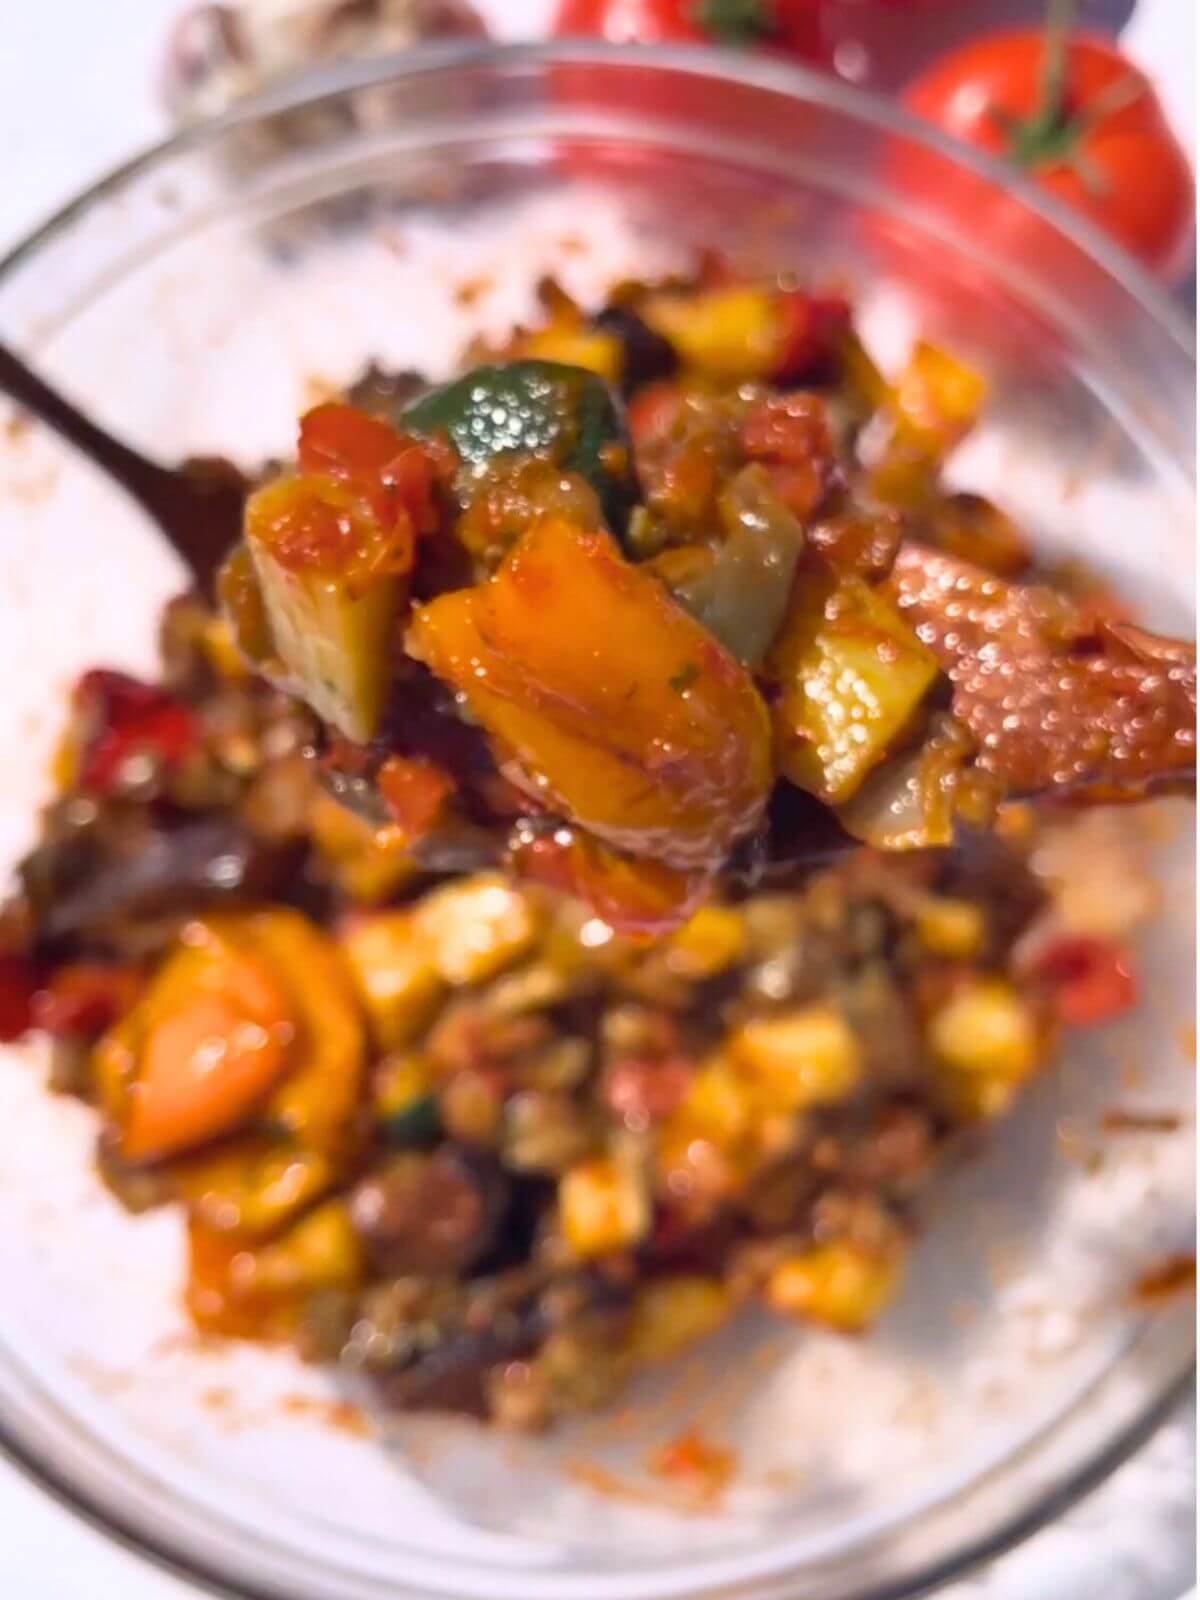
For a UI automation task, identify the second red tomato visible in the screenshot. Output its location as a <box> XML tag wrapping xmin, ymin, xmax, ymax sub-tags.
<box><xmin>553</xmin><ymin>0</ymin><xmax>823</xmax><ymax>60</ymax></box>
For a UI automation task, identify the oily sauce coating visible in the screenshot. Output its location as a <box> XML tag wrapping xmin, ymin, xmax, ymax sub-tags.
<box><xmin>409</xmin><ymin>518</ymin><xmax>773</xmax><ymax>871</ymax></box>
<box><xmin>889</xmin><ymin>543</ymin><xmax>1196</xmax><ymax>796</ymax></box>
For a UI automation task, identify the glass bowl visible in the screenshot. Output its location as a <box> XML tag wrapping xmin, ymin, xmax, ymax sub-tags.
<box><xmin>0</xmin><ymin>41</ymin><xmax>1192</xmax><ymax>1600</ymax></box>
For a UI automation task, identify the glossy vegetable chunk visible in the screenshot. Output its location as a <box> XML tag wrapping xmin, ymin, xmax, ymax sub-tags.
<box><xmin>402</xmin><ymin>361</ymin><xmax>635</xmax><ymax>530</ymax></box>
<box><xmin>640</xmin><ymin>286</ymin><xmax>848</xmax><ymax>384</ymax></box>
<box><xmin>510</xmin><ymin>824</ymin><xmax>708</xmax><ymax>939</ymax></box>
<box><xmin>889</xmin><ymin>544</ymin><xmax>1198</xmax><ymax>796</ymax></box>
<box><xmin>409</xmin><ymin>518</ymin><xmax>772</xmax><ymax>870</ymax></box>
<box><xmin>765</xmin><ymin>1240</ymin><xmax>904</xmax><ymax>1331</ymax></box>
<box><xmin>768</xmin><ymin>572</ymin><xmax>940</xmax><ymax>804</ymax></box>
<box><xmin>94</xmin><ymin>921</ymin><xmax>296</xmax><ymax>1162</ymax></box>
<box><xmin>171</xmin><ymin>1137</ymin><xmax>337</xmax><ymax>1238</ymax></box>
<box><xmin>247</xmin><ymin>910</ymin><xmax>366</xmax><ymax>1153</ymax></box>
<box><xmin>243</xmin><ymin>474</ymin><xmax>409</xmax><ymax>743</ymax></box>
<box><xmin>670</xmin><ymin>465</ymin><xmax>806</xmax><ymax>668</ymax></box>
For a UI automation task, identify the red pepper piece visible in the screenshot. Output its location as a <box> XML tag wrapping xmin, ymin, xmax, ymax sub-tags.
<box><xmin>74</xmin><ymin>671</ymin><xmax>197</xmax><ymax>795</ymax></box>
<box><xmin>1029</xmin><ymin>935</ymin><xmax>1139</xmax><ymax>1028</ymax></box>
<box><xmin>0</xmin><ymin>954</ymin><xmax>37</xmax><ymax>1041</ymax></box>
<box><xmin>31</xmin><ymin>963</ymin><xmax>143</xmax><ymax>1040</ymax></box>
<box><xmin>510</xmin><ymin>825</ymin><xmax>708</xmax><ymax>939</ymax></box>
<box><xmin>602</xmin><ymin>1054</ymin><xmax>695</xmax><ymax>1126</ymax></box>
<box><xmin>298</xmin><ymin>403</ymin><xmax>443</xmax><ymax>534</ymax></box>
<box><xmin>772</xmin><ymin>292</ymin><xmax>851</xmax><ymax>383</ymax></box>
<box><xmin>376</xmin><ymin>755</ymin><xmax>455</xmax><ymax>841</ymax></box>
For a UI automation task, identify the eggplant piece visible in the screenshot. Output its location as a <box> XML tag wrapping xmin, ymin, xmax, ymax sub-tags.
<box><xmin>348</xmin><ymin>1145</ymin><xmax>509</xmax><ymax>1277</ymax></box>
<box><xmin>594</xmin><ymin>305</ymin><xmax>678</xmax><ymax>394</ymax></box>
<box><xmin>23</xmin><ymin>816</ymin><xmax>300</xmax><ymax>955</ymax></box>
<box><xmin>368</xmin><ymin>1268</ymin><xmax>632</xmax><ymax>1418</ymax></box>
<box><xmin>344</xmin><ymin>363</ymin><xmax>428</xmax><ymax>426</ymax></box>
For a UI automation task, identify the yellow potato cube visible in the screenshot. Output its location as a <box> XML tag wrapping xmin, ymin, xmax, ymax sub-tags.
<box><xmin>667</xmin><ymin>906</ymin><xmax>747</xmax><ymax>979</ymax></box>
<box><xmin>373</xmin><ymin>1054</ymin><xmax>435</xmax><ymax>1119</ymax></box>
<box><xmin>682</xmin><ymin>1057</ymin><xmax>758</xmax><ymax>1142</ymax></box>
<box><xmin>927</xmin><ymin>978</ymin><xmax>1040</xmax><ymax>1082</ymax></box>
<box><xmin>245</xmin><ymin>1200</ymin><xmax>363</xmax><ymax>1294</ymax></box>
<box><xmin>915</xmin><ymin>897</ymin><xmax>985</xmax><ymax>960</ymax></box>
<box><xmin>769</xmin><ymin>574</ymin><xmax>939</xmax><ymax>804</ymax></box>
<box><xmin>729</xmin><ymin>1004</ymin><xmax>863</xmax><ymax>1112</ymax></box>
<box><xmin>309</xmin><ymin>790</ymin><xmax>415</xmax><ymax>906</ymax></box>
<box><xmin>895</xmin><ymin>340</ymin><xmax>987</xmax><ymax>447</ymax></box>
<box><xmin>627</xmin><ymin>1276</ymin><xmax>732</xmax><ymax>1364</ymax></box>
<box><xmin>640</xmin><ymin>286</ymin><xmax>782</xmax><ymax>380</ymax></box>
<box><xmin>515</xmin><ymin>327</ymin><xmax>623</xmax><ymax>386</ymax></box>
<box><xmin>340</xmin><ymin>914</ymin><xmax>445</xmax><ymax>1051</ymax></box>
<box><xmin>413</xmin><ymin>874</ymin><xmax>539</xmax><ymax>986</ymax></box>
<box><xmin>766</xmin><ymin>1241</ymin><xmax>903</xmax><ymax>1332</ymax></box>
<box><xmin>560</xmin><ymin>1155</ymin><xmax>649</xmax><ymax>1259</ymax></box>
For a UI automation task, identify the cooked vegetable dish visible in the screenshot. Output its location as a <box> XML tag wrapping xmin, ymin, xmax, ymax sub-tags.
<box><xmin>0</xmin><ymin>270</ymin><xmax>1191</xmax><ymax>1429</ymax></box>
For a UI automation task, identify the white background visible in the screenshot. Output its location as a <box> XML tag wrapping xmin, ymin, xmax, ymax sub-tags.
<box><xmin>0</xmin><ymin>2</ymin><xmax>1192</xmax><ymax>1596</ymax></box>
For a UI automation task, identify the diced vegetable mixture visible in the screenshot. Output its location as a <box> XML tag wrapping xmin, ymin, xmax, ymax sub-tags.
<box><xmin>0</xmin><ymin>269</ymin><xmax>1185</xmax><ymax>1429</ymax></box>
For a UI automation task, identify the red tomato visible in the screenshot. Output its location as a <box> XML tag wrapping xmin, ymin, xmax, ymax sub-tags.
<box><xmin>1028</xmin><ymin>935</ymin><xmax>1139</xmax><ymax>1028</ymax></box>
<box><xmin>772</xmin><ymin>290</ymin><xmax>851</xmax><ymax>382</ymax></box>
<box><xmin>554</xmin><ymin>0</ymin><xmax>821</xmax><ymax>56</ymax></box>
<box><xmin>902</xmin><ymin>32</ymin><xmax>1194</xmax><ymax>280</ymax></box>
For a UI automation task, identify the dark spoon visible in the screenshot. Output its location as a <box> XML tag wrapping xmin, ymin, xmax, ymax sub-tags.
<box><xmin>0</xmin><ymin>341</ymin><xmax>245</xmax><ymax>594</ymax></box>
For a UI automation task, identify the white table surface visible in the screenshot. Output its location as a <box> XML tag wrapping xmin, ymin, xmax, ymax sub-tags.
<box><xmin>0</xmin><ymin>2</ymin><xmax>1193</xmax><ymax>1596</ymax></box>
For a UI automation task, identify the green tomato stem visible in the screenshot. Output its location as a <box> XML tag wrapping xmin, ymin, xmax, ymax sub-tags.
<box><xmin>691</xmin><ymin>0</ymin><xmax>776</xmax><ymax>45</ymax></box>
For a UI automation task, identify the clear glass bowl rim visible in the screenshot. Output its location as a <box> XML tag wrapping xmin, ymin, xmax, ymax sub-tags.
<box><xmin>0</xmin><ymin>37</ymin><xmax>1191</xmax><ymax>1600</ymax></box>
<box><xmin>0</xmin><ymin>36</ymin><xmax>1194</xmax><ymax>370</ymax></box>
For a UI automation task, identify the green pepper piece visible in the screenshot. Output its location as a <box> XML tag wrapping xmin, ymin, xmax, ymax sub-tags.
<box><xmin>671</xmin><ymin>465</ymin><xmax>806</xmax><ymax>668</ymax></box>
<box><xmin>381</xmin><ymin>1093</ymin><xmax>441</xmax><ymax>1149</ymax></box>
<box><xmin>402</xmin><ymin>361</ymin><xmax>636</xmax><ymax>532</ymax></box>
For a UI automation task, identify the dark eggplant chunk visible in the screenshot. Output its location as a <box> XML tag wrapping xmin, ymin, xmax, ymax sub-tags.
<box><xmin>344</xmin><ymin>363</ymin><xmax>429</xmax><ymax>426</ymax></box>
<box><xmin>22</xmin><ymin>815</ymin><xmax>300</xmax><ymax>954</ymax></box>
<box><xmin>594</xmin><ymin>305</ymin><xmax>678</xmax><ymax>394</ymax></box>
<box><xmin>349</xmin><ymin>1145</ymin><xmax>509</xmax><ymax>1278</ymax></box>
<box><xmin>377</xmin><ymin>1319</ymin><xmax>536</xmax><ymax>1417</ymax></box>
<box><xmin>371</xmin><ymin>1269</ymin><xmax>632</xmax><ymax>1418</ymax></box>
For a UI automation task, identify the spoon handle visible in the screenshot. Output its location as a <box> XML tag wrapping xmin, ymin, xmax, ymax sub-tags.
<box><xmin>0</xmin><ymin>341</ymin><xmax>179</xmax><ymax>514</ymax></box>
<box><xmin>0</xmin><ymin>341</ymin><xmax>242</xmax><ymax>593</ymax></box>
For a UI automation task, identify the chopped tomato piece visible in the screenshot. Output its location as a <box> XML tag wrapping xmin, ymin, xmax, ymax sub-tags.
<box><xmin>740</xmin><ymin>393</ymin><xmax>834</xmax><ymax>520</ymax></box>
<box><xmin>602</xmin><ymin>1055</ymin><xmax>695</xmax><ymax>1126</ymax></box>
<box><xmin>772</xmin><ymin>292</ymin><xmax>851</xmax><ymax>382</ymax></box>
<box><xmin>31</xmin><ymin>963</ymin><xmax>143</xmax><ymax>1039</ymax></box>
<box><xmin>889</xmin><ymin>544</ymin><xmax>1197</xmax><ymax>797</ymax></box>
<box><xmin>0</xmin><ymin>954</ymin><xmax>36</xmax><ymax>1042</ymax></box>
<box><xmin>73</xmin><ymin>671</ymin><xmax>197</xmax><ymax>795</ymax></box>
<box><xmin>627</xmin><ymin>381</ymin><xmax>687</xmax><ymax>449</ymax></box>
<box><xmin>510</xmin><ymin>825</ymin><xmax>709</xmax><ymax>938</ymax></box>
<box><xmin>1028</xmin><ymin>936</ymin><xmax>1139</xmax><ymax>1028</ymax></box>
<box><xmin>376</xmin><ymin>755</ymin><xmax>455</xmax><ymax>841</ymax></box>
<box><xmin>298</xmin><ymin>402</ymin><xmax>442</xmax><ymax>535</ymax></box>
<box><xmin>246</xmin><ymin>474</ymin><xmax>412</xmax><ymax>583</ymax></box>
